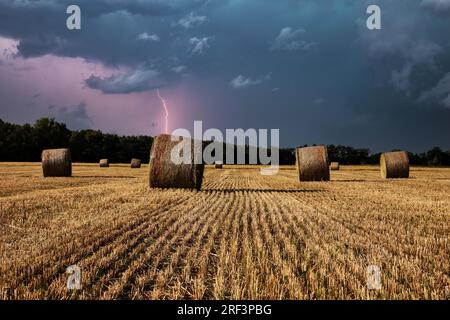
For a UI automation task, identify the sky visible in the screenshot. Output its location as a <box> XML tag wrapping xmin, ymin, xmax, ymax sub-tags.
<box><xmin>0</xmin><ymin>0</ymin><xmax>450</xmax><ymax>152</ymax></box>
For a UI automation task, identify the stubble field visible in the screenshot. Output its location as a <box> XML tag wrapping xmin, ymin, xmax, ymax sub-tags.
<box><xmin>0</xmin><ymin>163</ymin><xmax>449</xmax><ymax>300</ymax></box>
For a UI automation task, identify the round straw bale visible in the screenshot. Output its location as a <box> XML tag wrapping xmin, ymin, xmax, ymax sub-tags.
<box><xmin>41</xmin><ymin>148</ymin><xmax>72</xmax><ymax>177</ymax></box>
<box><xmin>296</xmin><ymin>145</ymin><xmax>330</xmax><ymax>181</ymax></box>
<box><xmin>131</xmin><ymin>158</ymin><xmax>142</xmax><ymax>168</ymax></box>
<box><xmin>380</xmin><ymin>151</ymin><xmax>409</xmax><ymax>179</ymax></box>
<box><xmin>99</xmin><ymin>159</ymin><xmax>109</xmax><ymax>167</ymax></box>
<box><xmin>149</xmin><ymin>134</ymin><xmax>205</xmax><ymax>190</ymax></box>
<box><xmin>330</xmin><ymin>162</ymin><xmax>340</xmax><ymax>170</ymax></box>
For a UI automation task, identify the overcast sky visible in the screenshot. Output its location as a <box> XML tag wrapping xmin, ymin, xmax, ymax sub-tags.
<box><xmin>1</xmin><ymin>0</ymin><xmax>450</xmax><ymax>152</ymax></box>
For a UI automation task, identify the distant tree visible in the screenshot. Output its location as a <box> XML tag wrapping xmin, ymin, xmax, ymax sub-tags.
<box><xmin>279</xmin><ymin>148</ymin><xmax>295</xmax><ymax>165</ymax></box>
<box><xmin>68</xmin><ymin>129</ymin><xmax>152</xmax><ymax>163</ymax></box>
<box><xmin>445</xmin><ymin>151</ymin><xmax>450</xmax><ymax>166</ymax></box>
<box><xmin>426</xmin><ymin>147</ymin><xmax>445</xmax><ymax>167</ymax></box>
<box><xmin>407</xmin><ymin>152</ymin><xmax>422</xmax><ymax>165</ymax></box>
<box><xmin>327</xmin><ymin>145</ymin><xmax>370</xmax><ymax>165</ymax></box>
<box><xmin>33</xmin><ymin>118</ymin><xmax>71</xmax><ymax>160</ymax></box>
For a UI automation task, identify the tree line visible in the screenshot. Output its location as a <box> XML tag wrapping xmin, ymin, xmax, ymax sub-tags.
<box><xmin>1</xmin><ymin>118</ymin><xmax>449</xmax><ymax>166</ymax></box>
<box><xmin>326</xmin><ymin>145</ymin><xmax>450</xmax><ymax>166</ymax></box>
<box><xmin>0</xmin><ymin>118</ymin><xmax>152</xmax><ymax>163</ymax></box>
<box><xmin>207</xmin><ymin>141</ymin><xmax>450</xmax><ymax>166</ymax></box>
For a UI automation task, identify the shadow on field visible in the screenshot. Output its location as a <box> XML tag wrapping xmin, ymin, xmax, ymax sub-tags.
<box><xmin>73</xmin><ymin>176</ymin><xmax>137</xmax><ymax>179</ymax></box>
<box><xmin>331</xmin><ymin>179</ymin><xmax>372</xmax><ymax>182</ymax></box>
<box><xmin>332</xmin><ymin>178</ymin><xmax>415</xmax><ymax>182</ymax></box>
<box><xmin>203</xmin><ymin>188</ymin><xmax>321</xmax><ymax>193</ymax></box>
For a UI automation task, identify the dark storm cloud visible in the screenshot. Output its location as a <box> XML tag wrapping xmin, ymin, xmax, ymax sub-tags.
<box><xmin>17</xmin><ymin>35</ymin><xmax>69</xmax><ymax>57</ymax></box>
<box><xmin>421</xmin><ymin>0</ymin><xmax>450</xmax><ymax>16</ymax></box>
<box><xmin>85</xmin><ymin>68</ymin><xmax>164</xmax><ymax>94</ymax></box>
<box><xmin>1</xmin><ymin>0</ymin><xmax>450</xmax><ymax>151</ymax></box>
<box><xmin>74</xmin><ymin>0</ymin><xmax>209</xmax><ymax>16</ymax></box>
<box><xmin>0</xmin><ymin>0</ymin><xmax>209</xmax><ymax>64</ymax></box>
<box><xmin>418</xmin><ymin>72</ymin><xmax>450</xmax><ymax>108</ymax></box>
<box><xmin>357</xmin><ymin>22</ymin><xmax>444</xmax><ymax>95</ymax></box>
<box><xmin>0</xmin><ymin>0</ymin><xmax>208</xmax><ymax>19</ymax></box>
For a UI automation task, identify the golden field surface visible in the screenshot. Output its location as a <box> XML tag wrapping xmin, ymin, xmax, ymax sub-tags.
<box><xmin>0</xmin><ymin>163</ymin><xmax>449</xmax><ymax>300</ymax></box>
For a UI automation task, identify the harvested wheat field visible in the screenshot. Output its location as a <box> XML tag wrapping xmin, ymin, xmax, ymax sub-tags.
<box><xmin>0</xmin><ymin>163</ymin><xmax>449</xmax><ymax>300</ymax></box>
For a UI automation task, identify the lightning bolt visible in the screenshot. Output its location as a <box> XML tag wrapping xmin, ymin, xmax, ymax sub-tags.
<box><xmin>156</xmin><ymin>88</ymin><xmax>169</xmax><ymax>134</ymax></box>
